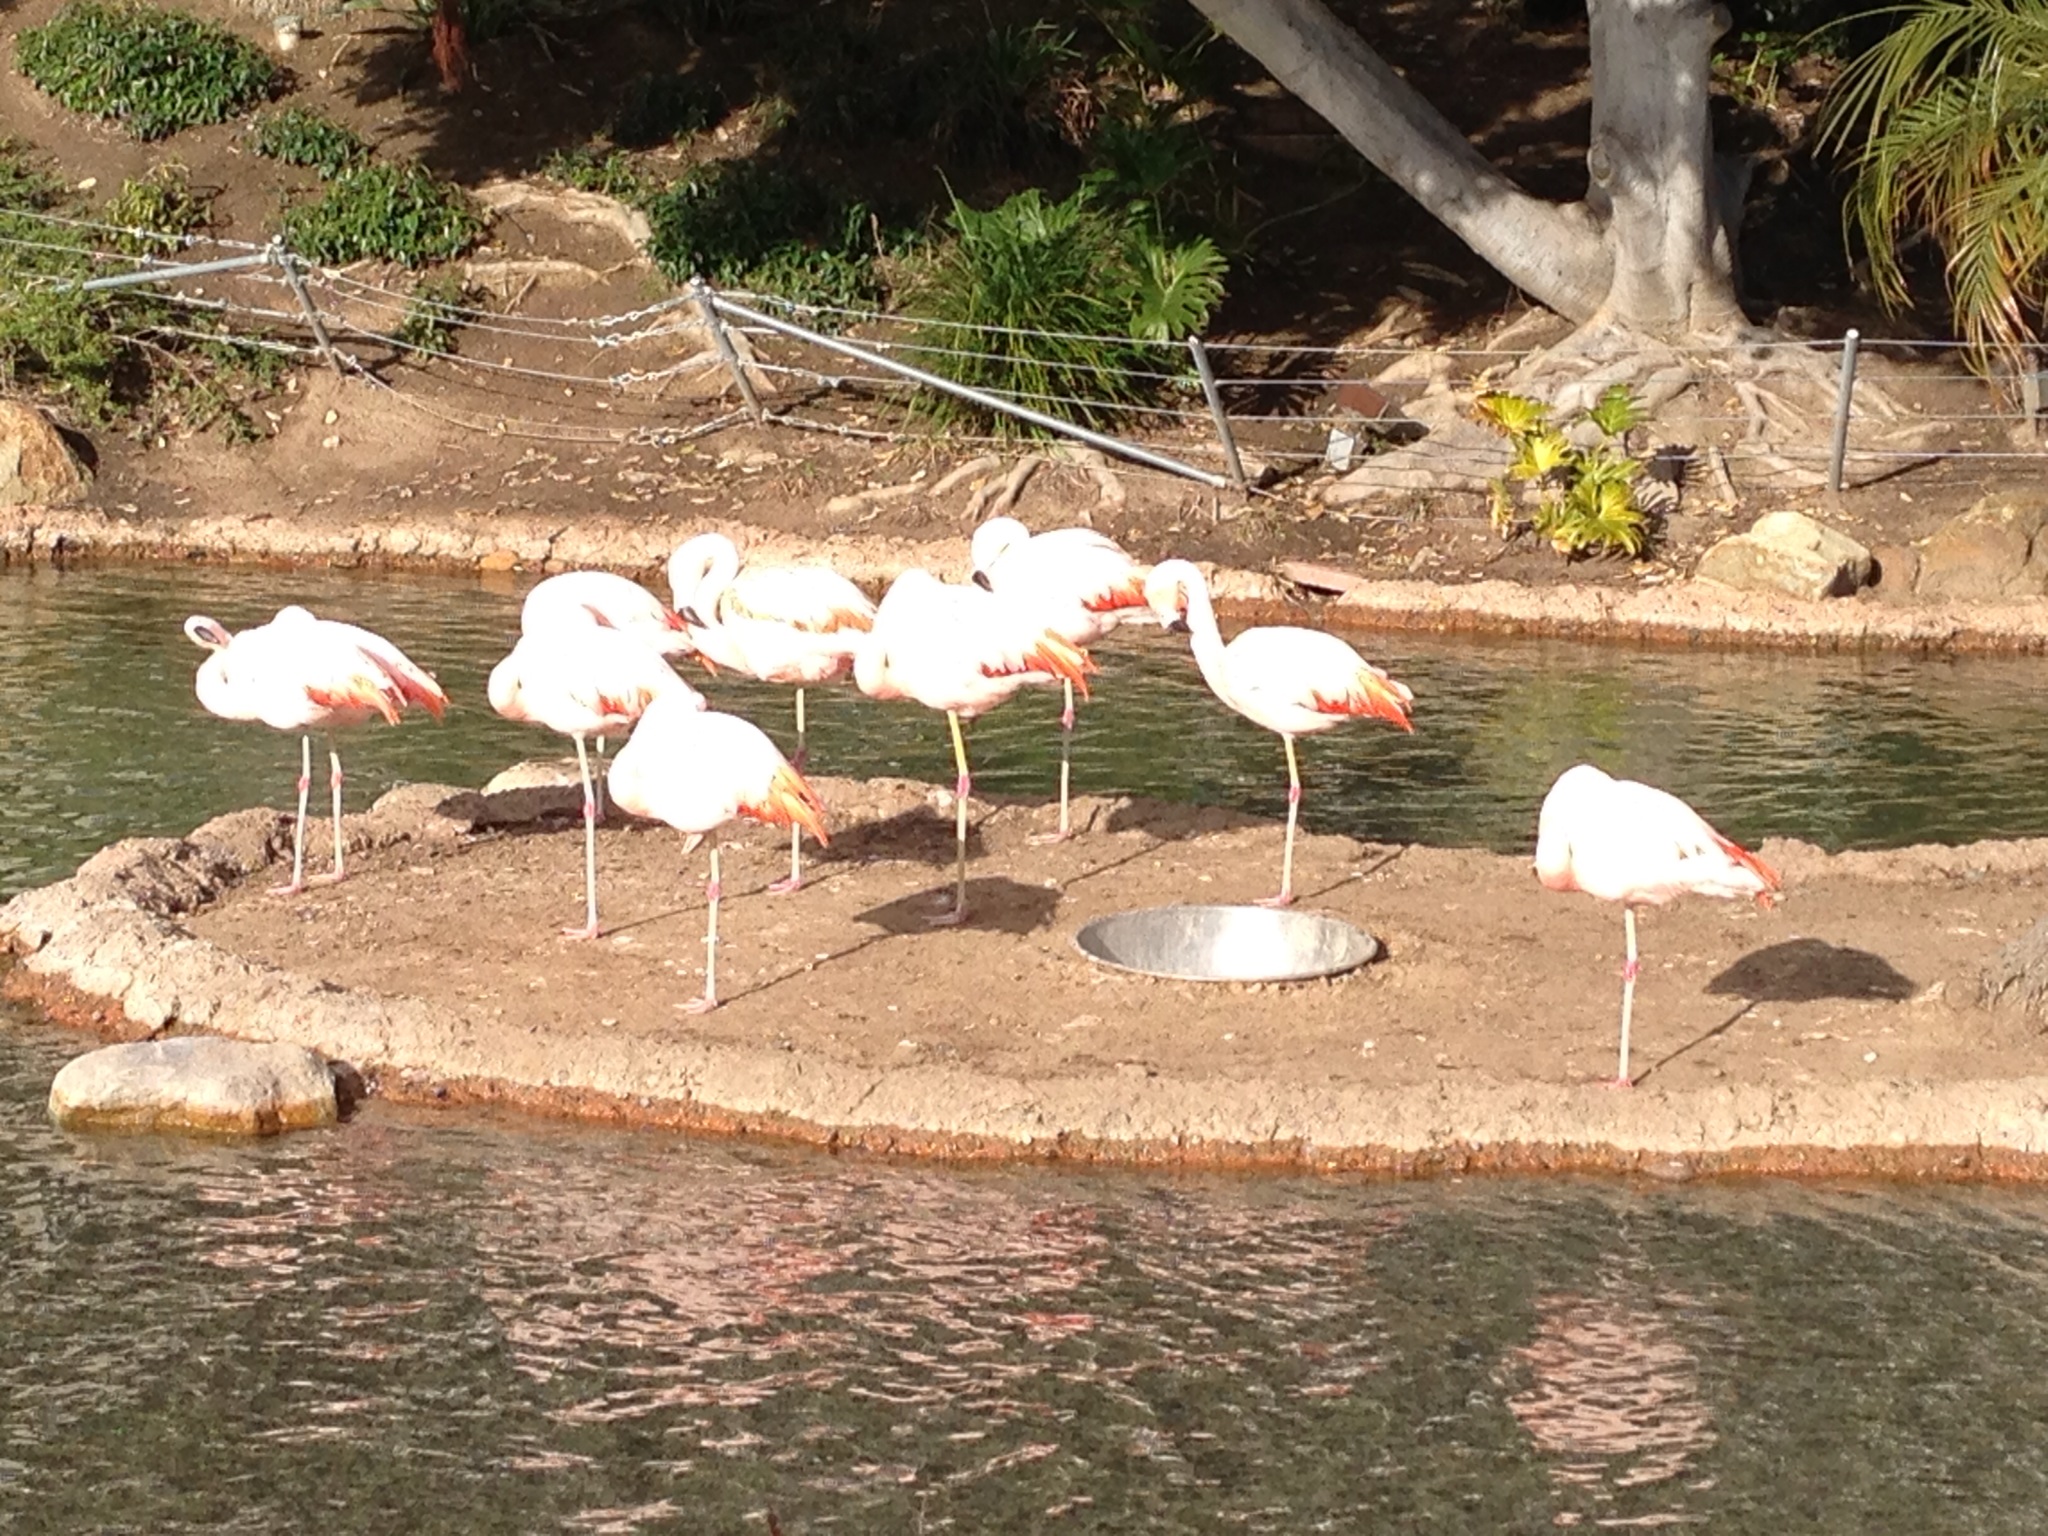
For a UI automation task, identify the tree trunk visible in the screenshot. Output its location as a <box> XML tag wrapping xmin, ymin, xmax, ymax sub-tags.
<box><xmin>1188</xmin><ymin>0</ymin><xmax>1751</xmax><ymax>339</ymax></box>
<box><xmin>1584</xmin><ymin>0</ymin><xmax>1746</xmax><ymax>335</ymax></box>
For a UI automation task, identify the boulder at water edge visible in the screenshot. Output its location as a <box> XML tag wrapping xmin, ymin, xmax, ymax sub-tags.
<box><xmin>0</xmin><ymin>398</ymin><xmax>91</xmax><ymax>507</ymax></box>
<box><xmin>49</xmin><ymin>1037</ymin><xmax>340</xmax><ymax>1136</ymax></box>
<box><xmin>1913</xmin><ymin>492</ymin><xmax>2048</xmax><ymax>600</ymax></box>
<box><xmin>1693</xmin><ymin>511</ymin><xmax>1874</xmax><ymax>600</ymax></box>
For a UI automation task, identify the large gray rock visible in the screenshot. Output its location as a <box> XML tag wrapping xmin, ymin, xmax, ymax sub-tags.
<box><xmin>1915</xmin><ymin>493</ymin><xmax>2048</xmax><ymax>600</ymax></box>
<box><xmin>1693</xmin><ymin>510</ymin><xmax>1873</xmax><ymax>599</ymax></box>
<box><xmin>0</xmin><ymin>399</ymin><xmax>91</xmax><ymax>507</ymax></box>
<box><xmin>49</xmin><ymin>1037</ymin><xmax>340</xmax><ymax>1136</ymax></box>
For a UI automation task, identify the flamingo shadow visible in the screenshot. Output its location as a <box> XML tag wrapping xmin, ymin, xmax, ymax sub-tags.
<box><xmin>816</xmin><ymin>806</ymin><xmax>989</xmax><ymax>869</ymax></box>
<box><xmin>856</xmin><ymin>878</ymin><xmax>1061</xmax><ymax>936</ymax></box>
<box><xmin>1706</xmin><ymin>938</ymin><xmax>1917</xmax><ymax>1003</ymax></box>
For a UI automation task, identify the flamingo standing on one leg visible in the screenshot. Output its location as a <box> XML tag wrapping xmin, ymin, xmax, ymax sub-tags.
<box><xmin>605</xmin><ymin>693</ymin><xmax>830</xmax><ymax>1014</ymax></box>
<box><xmin>1534</xmin><ymin>762</ymin><xmax>1782</xmax><ymax>1088</ymax></box>
<box><xmin>487</xmin><ymin>626</ymin><xmax>705</xmax><ymax>939</ymax></box>
<box><xmin>185</xmin><ymin>607</ymin><xmax>448</xmax><ymax>895</ymax></box>
<box><xmin>969</xmin><ymin>515</ymin><xmax>1150</xmax><ymax>842</ymax></box>
<box><xmin>1142</xmin><ymin>559</ymin><xmax>1413</xmax><ymax>907</ymax></box>
<box><xmin>667</xmin><ymin>532</ymin><xmax>875</xmax><ymax>892</ymax></box>
<box><xmin>853</xmin><ymin>568</ymin><xmax>1095</xmax><ymax>925</ymax></box>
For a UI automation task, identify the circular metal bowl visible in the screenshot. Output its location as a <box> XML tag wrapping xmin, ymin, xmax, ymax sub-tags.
<box><xmin>1073</xmin><ymin>904</ymin><xmax>1379</xmax><ymax>984</ymax></box>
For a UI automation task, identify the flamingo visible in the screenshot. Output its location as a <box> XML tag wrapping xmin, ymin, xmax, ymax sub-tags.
<box><xmin>1535</xmin><ymin>762</ymin><xmax>1782</xmax><ymax>1087</ymax></box>
<box><xmin>1143</xmin><ymin>559</ymin><xmax>1414</xmax><ymax>907</ymax></box>
<box><xmin>969</xmin><ymin>515</ymin><xmax>1150</xmax><ymax>841</ymax></box>
<box><xmin>605</xmin><ymin>693</ymin><xmax>830</xmax><ymax>1014</ymax></box>
<box><xmin>666</xmin><ymin>531</ymin><xmax>876</xmax><ymax>891</ymax></box>
<box><xmin>519</xmin><ymin>569</ymin><xmax>694</xmax><ymax>657</ymax></box>
<box><xmin>853</xmin><ymin>568</ymin><xmax>1095</xmax><ymax>925</ymax></box>
<box><xmin>184</xmin><ymin>606</ymin><xmax>447</xmax><ymax>894</ymax></box>
<box><xmin>487</xmin><ymin>626</ymin><xmax>705</xmax><ymax>939</ymax></box>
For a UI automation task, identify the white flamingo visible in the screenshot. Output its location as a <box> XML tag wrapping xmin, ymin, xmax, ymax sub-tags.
<box><xmin>487</xmin><ymin>626</ymin><xmax>705</xmax><ymax>939</ymax></box>
<box><xmin>666</xmin><ymin>531</ymin><xmax>875</xmax><ymax>891</ymax></box>
<box><xmin>606</xmin><ymin>693</ymin><xmax>831</xmax><ymax>1014</ymax></box>
<box><xmin>520</xmin><ymin>569</ymin><xmax>694</xmax><ymax>657</ymax></box>
<box><xmin>969</xmin><ymin>515</ymin><xmax>1150</xmax><ymax>840</ymax></box>
<box><xmin>185</xmin><ymin>606</ymin><xmax>447</xmax><ymax>894</ymax></box>
<box><xmin>1143</xmin><ymin>559</ymin><xmax>1414</xmax><ymax>907</ymax></box>
<box><xmin>853</xmin><ymin>568</ymin><xmax>1094</xmax><ymax>924</ymax></box>
<box><xmin>1535</xmin><ymin>763</ymin><xmax>1782</xmax><ymax>1086</ymax></box>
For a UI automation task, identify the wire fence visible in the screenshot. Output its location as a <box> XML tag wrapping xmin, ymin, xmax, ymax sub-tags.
<box><xmin>10</xmin><ymin>204</ymin><xmax>2046</xmax><ymax>501</ymax></box>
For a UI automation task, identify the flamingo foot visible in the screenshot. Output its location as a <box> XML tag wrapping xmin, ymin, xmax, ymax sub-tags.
<box><xmin>305</xmin><ymin>870</ymin><xmax>348</xmax><ymax>888</ymax></box>
<box><xmin>269</xmin><ymin>878</ymin><xmax>307</xmax><ymax>896</ymax></box>
<box><xmin>766</xmin><ymin>873</ymin><xmax>805</xmax><ymax>895</ymax></box>
<box><xmin>1027</xmin><ymin>827</ymin><xmax>1074</xmax><ymax>846</ymax></box>
<box><xmin>677</xmin><ymin>993</ymin><xmax>719</xmax><ymax>1015</ymax></box>
<box><xmin>560</xmin><ymin>921</ymin><xmax>603</xmax><ymax>941</ymax></box>
<box><xmin>926</xmin><ymin>904</ymin><xmax>968</xmax><ymax>928</ymax></box>
<box><xmin>1606</xmin><ymin>1076</ymin><xmax>1635</xmax><ymax>1090</ymax></box>
<box><xmin>1256</xmin><ymin>892</ymin><xmax>1295</xmax><ymax>909</ymax></box>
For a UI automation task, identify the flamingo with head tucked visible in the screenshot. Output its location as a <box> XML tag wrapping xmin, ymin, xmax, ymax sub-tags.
<box><xmin>606</xmin><ymin>693</ymin><xmax>830</xmax><ymax>1014</ymax></box>
<box><xmin>185</xmin><ymin>606</ymin><xmax>448</xmax><ymax>894</ymax></box>
<box><xmin>969</xmin><ymin>515</ymin><xmax>1150</xmax><ymax>841</ymax></box>
<box><xmin>666</xmin><ymin>531</ymin><xmax>875</xmax><ymax>891</ymax></box>
<box><xmin>1535</xmin><ymin>762</ymin><xmax>1782</xmax><ymax>1087</ymax></box>
<box><xmin>1143</xmin><ymin>559</ymin><xmax>1413</xmax><ymax>907</ymax></box>
<box><xmin>520</xmin><ymin>569</ymin><xmax>694</xmax><ymax>657</ymax></box>
<box><xmin>853</xmin><ymin>568</ymin><xmax>1094</xmax><ymax>925</ymax></box>
<box><xmin>488</xmin><ymin>625</ymin><xmax>705</xmax><ymax>939</ymax></box>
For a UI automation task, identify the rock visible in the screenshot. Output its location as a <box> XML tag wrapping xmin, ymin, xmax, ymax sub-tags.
<box><xmin>1693</xmin><ymin>510</ymin><xmax>1873</xmax><ymax>600</ymax></box>
<box><xmin>1915</xmin><ymin>493</ymin><xmax>2048</xmax><ymax>600</ymax></box>
<box><xmin>48</xmin><ymin>1037</ymin><xmax>340</xmax><ymax>1135</ymax></box>
<box><xmin>0</xmin><ymin>399</ymin><xmax>91</xmax><ymax>507</ymax></box>
<box><xmin>1865</xmin><ymin>543</ymin><xmax>1920</xmax><ymax>602</ymax></box>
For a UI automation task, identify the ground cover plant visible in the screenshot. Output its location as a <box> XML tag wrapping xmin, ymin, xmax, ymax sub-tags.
<box><xmin>280</xmin><ymin>160</ymin><xmax>484</xmax><ymax>267</ymax></box>
<box><xmin>253</xmin><ymin>107</ymin><xmax>371</xmax><ymax>180</ymax></box>
<box><xmin>16</xmin><ymin>1</ymin><xmax>276</xmax><ymax>140</ymax></box>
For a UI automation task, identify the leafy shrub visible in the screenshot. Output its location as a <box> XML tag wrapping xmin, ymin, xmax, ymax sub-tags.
<box><xmin>394</xmin><ymin>272</ymin><xmax>482</xmax><ymax>355</ymax></box>
<box><xmin>903</xmin><ymin>180</ymin><xmax>1226</xmax><ymax>432</ymax></box>
<box><xmin>104</xmin><ymin>165</ymin><xmax>213</xmax><ymax>257</ymax></box>
<box><xmin>927</xmin><ymin>22</ymin><xmax>1079</xmax><ymax>164</ymax></box>
<box><xmin>540</xmin><ymin>147</ymin><xmax>658</xmax><ymax>202</ymax></box>
<box><xmin>17</xmin><ymin>1</ymin><xmax>276</xmax><ymax>141</ymax></box>
<box><xmin>642</xmin><ymin>162</ymin><xmax>887</xmax><ymax>310</ymax></box>
<box><xmin>253</xmin><ymin>107</ymin><xmax>369</xmax><ymax>179</ymax></box>
<box><xmin>281</xmin><ymin>161</ymin><xmax>484</xmax><ymax>267</ymax></box>
<box><xmin>611</xmin><ymin>72</ymin><xmax>721</xmax><ymax>149</ymax></box>
<box><xmin>1475</xmin><ymin>386</ymin><xmax>1651</xmax><ymax>558</ymax></box>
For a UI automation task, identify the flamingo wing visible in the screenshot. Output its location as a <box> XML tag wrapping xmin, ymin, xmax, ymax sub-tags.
<box><xmin>727</xmin><ymin>565</ymin><xmax>877</xmax><ymax>634</ymax></box>
<box><xmin>1224</xmin><ymin>627</ymin><xmax>1414</xmax><ymax>730</ymax></box>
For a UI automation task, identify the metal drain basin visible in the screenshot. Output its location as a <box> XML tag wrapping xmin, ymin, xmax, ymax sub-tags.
<box><xmin>1073</xmin><ymin>904</ymin><xmax>1379</xmax><ymax>984</ymax></box>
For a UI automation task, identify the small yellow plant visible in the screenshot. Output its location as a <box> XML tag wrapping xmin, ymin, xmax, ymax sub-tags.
<box><xmin>1474</xmin><ymin>383</ymin><xmax>1650</xmax><ymax>558</ymax></box>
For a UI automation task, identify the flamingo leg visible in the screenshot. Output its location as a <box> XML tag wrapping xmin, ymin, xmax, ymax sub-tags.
<box><xmin>563</xmin><ymin>734</ymin><xmax>602</xmax><ymax>940</ymax></box>
<box><xmin>1030</xmin><ymin>678</ymin><xmax>1078</xmax><ymax>845</ymax></box>
<box><xmin>1615</xmin><ymin>906</ymin><xmax>1639</xmax><ymax>1087</ymax></box>
<box><xmin>593</xmin><ymin>735</ymin><xmax>608</xmax><ymax>824</ymax></box>
<box><xmin>305</xmin><ymin>744</ymin><xmax>349</xmax><ymax>885</ymax></box>
<box><xmin>1257</xmin><ymin>735</ymin><xmax>1302</xmax><ymax>908</ymax></box>
<box><xmin>929</xmin><ymin>710</ymin><xmax>971</xmax><ymax>926</ymax></box>
<box><xmin>768</xmin><ymin>690</ymin><xmax>807</xmax><ymax>895</ymax></box>
<box><xmin>272</xmin><ymin>734</ymin><xmax>313</xmax><ymax>895</ymax></box>
<box><xmin>678</xmin><ymin>839</ymin><xmax>721</xmax><ymax>1014</ymax></box>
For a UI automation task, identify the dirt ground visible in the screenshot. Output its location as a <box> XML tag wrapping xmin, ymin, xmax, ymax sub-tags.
<box><xmin>3</xmin><ymin>0</ymin><xmax>2042</xmax><ymax>597</ymax></box>
<box><xmin>154</xmin><ymin>772</ymin><xmax>2048</xmax><ymax>1152</ymax></box>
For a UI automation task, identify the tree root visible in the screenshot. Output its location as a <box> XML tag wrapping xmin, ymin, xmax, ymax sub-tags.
<box><xmin>1324</xmin><ymin>320</ymin><xmax>1952</xmax><ymax>507</ymax></box>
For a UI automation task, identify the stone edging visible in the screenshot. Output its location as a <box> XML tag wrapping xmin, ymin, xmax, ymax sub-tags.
<box><xmin>9</xmin><ymin>502</ymin><xmax>2048</xmax><ymax>651</ymax></box>
<box><xmin>7</xmin><ymin>789</ymin><xmax>2048</xmax><ymax>1178</ymax></box>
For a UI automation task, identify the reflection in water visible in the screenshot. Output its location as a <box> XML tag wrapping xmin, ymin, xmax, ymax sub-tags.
<box><xmin>1504</xmin><ymin>1280</ymin><xmax>1717</xmax><ymax>1505</ymax></box>
<box><xmin>11</xmin><ymin>563</ymin><xmax>2048</xmax><ymax>896</ymax></box>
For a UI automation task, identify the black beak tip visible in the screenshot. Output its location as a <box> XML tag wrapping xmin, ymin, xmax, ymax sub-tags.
<box><xmin>970</xmin><ymin>570</ymin><xmax>993</xmax><ymax>591</ymax></box>
<box><xmin>680</xmin><ymin>606</ymin><xmax>706</xmax><ymax>627</ymax></box>
<box><xmin>1166</xmin><ymin>616</ymin><xmax>1190</xmax><ymax>635</ymax></box>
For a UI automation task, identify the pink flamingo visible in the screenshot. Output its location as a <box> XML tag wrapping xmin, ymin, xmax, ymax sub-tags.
<box><xmin>969</xmin><ymin>515</ymin><xmax>1150</xmax><ymax>840</ymax></box>
<box><xmin>853</xmin><ymin>568</ymin><xmax>1095</xmax><ymax>925</ymax></box>
<box><xmin>487</xmin><ymin>626</ymin><xmax>705</xmax><ymax>939</ymax></box>
<box><xmin>520</xmin><ymin>569</ymin><xmax>694</xmax><ymax>657</ymax></box>
<box><xmin>605</xmin><ymin>692</ymin><xmax>831</xmax><ymax>1014</ymax></box>
<box><xmin>1535</xmin><ymin>762</ymin><xmax>1782</xmax><ymax>1087</ymax></box>
<box><xmin>185</xmin><ymin>606</ymin><xmax>448</xmax><ymax>894</ymax></box>
<box><xmin>667</xmin><ymin>531</ymin><xmax>876</xmax><ymax>891</ymax></box>
<box><xmin>1143</xmin><ymin>559</ymin><xmax>1413</xmax><ymax>907</ymax></box>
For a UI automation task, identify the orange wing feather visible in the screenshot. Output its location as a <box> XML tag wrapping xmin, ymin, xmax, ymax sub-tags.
<box><xmin>745</xmin><ymin>762</ymin><xmax>830</xmax><ymax>845</ymax></box>
<box><xmin>1308</xmin><ymin>672</ymin><xmax>1413</xmax><ymax>732</ymax></box>
<box><xmin>1712</xmin><ymin>831</ymin><xmax>1782</xmax><ymax>906</ymax></box>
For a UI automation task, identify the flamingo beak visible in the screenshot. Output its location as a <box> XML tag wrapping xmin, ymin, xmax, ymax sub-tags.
<box><xmin>970</xmin><ymin>570</ymin><xmax>994</xmax><ymax>591</ymax></box>
<box><xmin>1164</xmin><ymin>615</ymin><xmax>1190</xmax><ymax>635</ymax></box>
<box><xmin>679</xmin><ymin>606</ymin><xmax>706</xmax><ymax>627</ymax></box>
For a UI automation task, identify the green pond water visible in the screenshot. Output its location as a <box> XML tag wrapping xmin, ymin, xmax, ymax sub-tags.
<box><xmin>4</xmin><ymin>561</ymin><xmax>2048</xmax><ymax>1530</ymax></box>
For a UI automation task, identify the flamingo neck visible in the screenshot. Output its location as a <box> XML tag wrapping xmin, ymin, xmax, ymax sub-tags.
<box><xmin>1178</xmin><ymin>570</ymin><xmax>1233</xmax><ymax>704</ymax></box>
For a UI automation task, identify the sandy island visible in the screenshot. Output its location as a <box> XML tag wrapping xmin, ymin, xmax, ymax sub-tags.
<box><xmin>7</xmin><ymin>769</ymin><xmax>2048</xmax><ymax>1178</ymax></box>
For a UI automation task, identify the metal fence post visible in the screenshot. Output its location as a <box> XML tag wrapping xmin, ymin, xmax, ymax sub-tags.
<box><xmin>1187</xmin><ymin>336</ymin><xmax>1247</xmax><ymax>493</ymax></box>
<box><xmin>270</xmin><ymin>239</ymin><xmax>344</xmax><ymax>377</ymax></box>
<box><xmin>689</xmin><ymin>278</ymin><xmax>765</xmax><ymax>422</ymax></box>
<box><xmin>1827</xmin><ymin>327</ymin><xmax>1861</xmax><ymax>494</ymax></box>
